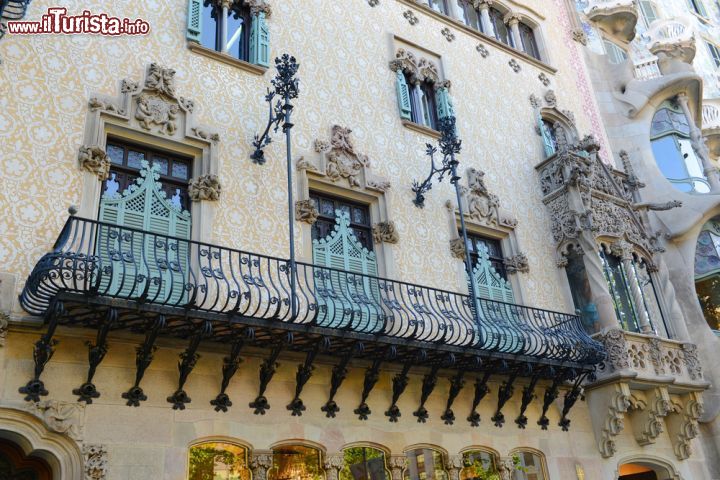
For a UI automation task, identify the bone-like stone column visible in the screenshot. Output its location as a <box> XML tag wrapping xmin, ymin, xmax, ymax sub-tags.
<box><xmin>677</xmin><ymin>93</ymin><xmax>720</xmax><ymax>192</ymax></box>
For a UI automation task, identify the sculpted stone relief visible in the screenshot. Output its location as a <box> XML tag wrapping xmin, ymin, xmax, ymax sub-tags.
<box><xmin>83</xmin><ymin>444</ymin><xmax>108</xmax><ymax>480</ymax></box>
<box><xmin>27</xmin><ymin>400</ymin><xmax>86</xmax><ymax>441</ymax></box>
<box><xmin>78</xmin><ymin>145</ymin><xmax>111</xmax><ymax>181</ymax></box>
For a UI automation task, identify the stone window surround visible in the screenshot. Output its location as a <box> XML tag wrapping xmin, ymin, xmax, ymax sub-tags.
<box><xmin>397</xmin><ymin>0</ymin><xmax>556</xmax><ymax>75</ymax></box>
<box><xmin>77</xmin><ymin>63</ymin><xmax>221</xmax><ymax>245</ymax></box>
<box><xmin>295</xmin><ymin>126</ymin><xmax>397</xmax><ymax>279</ymax></box>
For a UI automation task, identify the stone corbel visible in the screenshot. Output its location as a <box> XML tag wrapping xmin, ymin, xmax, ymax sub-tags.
<box><xmin>250</xmin><ymin>451</ymin><xmax>274</xmax><ymax>480</ymax></box>
<box><xmin>78</xmin><ymin>145</ymin><xmax>111</xmax><ymax>181</ymax></box>
<box><xmin>373</xmin><ymin>221</ymin><xmax>400</xmax><ymax>244</ymax></box>
<box><xmin>389</xmin><ymin>455</ymin><xmax>406</xmax><ymax>480</ymax></box>
<box><xmin>666</xmin><ymin>392</ymin><xmax>704</xmax><ymax>460</ymax></box>
<box><xmin>628</xmin><ymin>386</ymin><xmax>671</xmax><ymax>446</ymax></box>
<box><xmin>324</xmin><ymin>453</ymin><xmax>344</xmax><ymax>480</ymax></box>
<box><xmin>504</xmin><ymin>254</ymin><xmax>529</xmax><ymax>274</ymax></box>
<box><xmin>587</xmin><ymin>381</ymin><xmax>631</xmax><ymax>458</ymax></box>
<box><xmin>295</xmin><ymin>199</ymin><xmax>319</xmax><ymax>224</ymax></box>
<box><xmin>188</xmin><ymin>174</ymin><xmax>222</xmax><ymax>201</ymax></box>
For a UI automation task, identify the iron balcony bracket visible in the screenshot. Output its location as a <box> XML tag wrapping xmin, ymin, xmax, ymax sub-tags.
<box><xmin>441</xmin><ymin>369</ymin><xmax>466</xmax><ymax>425</ymax></box>
<box><xmin>122</xmin><ymin>315</ymin><xmax>166</xmax><ymax>407</ymax></box>
<box><xmin>467</xmin><ymin>371</ymin><xmax>492</xmax><ymax>427</ymax></box>
<box><xmin>167</xmin><ymin>321</ymin><xmax>211</xmax><ymax>410</ymax></box>
<box><xmin>211</xmin><ymin>338</ymin><xmax>246</xmax><ymax>412</ymax></box>
<box><xmin>19</xmin><ymin>301</ymin><xmax>63</xmax><ymax>402</ymax></box>
<box><xmin>515</xmin><ymin>371</ymin><xmax>542</xmax><ymax>429</ymax></box>
<box><xmin>559</xmin><ymin>370</ymin><xmax>593</xmax><ymax>431</ymax></box>
<box><xmin>385</xmin><ymin>361</ymin><xmax>412</xmax><ymax>423</ymax></box>
<box><xmin>322</xmin><ymin>342</ymin><xmax>363</xmax><ymax>418</ymax></box>
<box><xmin>249</xmin><ymin>334</ymin><xmax>291</xmax><ymax>415</ymax></box>
<box><xmin>355</xmin><ymin>357</ymin><xmax>383</xmax><ymax>420</ymax></box>
<box><xmin>413</xmin><ymin>364</ymin><xmax>441</xmax><ymax>423</ymax></box>
<box><xmin>537</xmin><ymin>372</ymin><xmax>563</xmax><ymax>430</ymax></box>
<box><xmin>287</xmin><ymin>337</ymin><xmax>329</xmax><ymax>416</ymax></box>
<box><xmin>491</xmin><ymin>363</ymin><xmax>521</xmax><ymax>428</ymax></box>
<box><xmin>73</xmin><ymin>308</ymin><xmax>117</xmax><ymax>403</ymax></box>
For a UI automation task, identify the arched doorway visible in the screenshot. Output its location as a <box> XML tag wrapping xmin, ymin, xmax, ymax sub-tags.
<box><xmin>0</xmin><ymin>439</ymin><xmax>53</xmax><ymax>480</ymax></box>
<box><xmin>619</xmin><ymin>463</ymin><xmax>658</xmax><ymax>480</ymax></box>
<box><xmin>617</xmin><ymin>457</ymin><xmax>681</xmax><ymax>480</ymax></box>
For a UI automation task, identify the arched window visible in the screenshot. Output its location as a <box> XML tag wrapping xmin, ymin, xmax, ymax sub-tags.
<box><xmin>403</xmin><ymin>448</ymin><xmax>448</xmax><ymax>480</ymax></box>
<box><xmin>510</xmin><ymin>450</ymin><xmax>546</xmax><ymax>480</ymax></box>
<box><xmin>489</xmin><ymin>8</ymin><xmax>513</xmax><ymax>46</ymax></box>
<box><xmin>340</xmin><ymin>446</ymin><xmax>391</xmax><ymax>480</ymax></box>
<box><xmin>650</xmin><ymin>100</ymin><xmax>710</xmax><ymax>194</ymax></box>
<box><xmin>460</xmin><ymin>449</ymin><xmax>500</xmax><ymax>479</ymax></box>
<box><xmin>457</xmin><ymin>0</ymin><xmax>482</xmax><ymax>31</ymax></box>
<box><xmin>269</xmin><ymin>445</ymin><xmax>324</xmax><ymax>480</ymax></box>
<box><xmin>188</xmin><ymin>441</ymin><xmax>251</xmax><ymax>480</ymax></box>
<box><xmin>518</xmin><ymin>22</ymin><xmax>540</xmax><ymax>60</ymax></box>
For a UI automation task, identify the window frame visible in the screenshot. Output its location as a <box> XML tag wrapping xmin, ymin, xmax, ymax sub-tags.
<box><xmin>199</xmin><ymin>0</ymin><xmax>254</xmax><ymax>62</ymax></box>
<box><xmin>402</xmin><ymin>447</ymin><xmax>449</xmax><ymax>480</ymax></box>
<box><xmin>310</xmin><ymin>191</ymin><xmax>374</xmax><ymax>252</ymax></box>
<box><xmin>339</xmin><ymin>445</ymin><xmax>392</xmax><ymax>480</ymax></box>
<box><xmin>508</xmin><ymin>449</ymin><xmax>548</xmax><ymax>480</ymax></box>
<box><xmin>518</xmin><ymin>21</ymin><xmax>541</xmax><ymax>60</ymax></box>
<box><xmin>602</xmin><ymin>38</ymin><xmax>628</xmax><ymax>64</ymax></box>
<box><xmin>459</xmin><ymin>448</ymin><xmax>501</xmax><ymax>480</ymax></box>
<box><xmin>187</xmin><ymin>440</ymin><xmax>252</xmax><ymax>480</ymax></box>
<box><xmin>268</xmin><ymin>444</ymin><xmax>326</xmax><ymax>480</ymax></box>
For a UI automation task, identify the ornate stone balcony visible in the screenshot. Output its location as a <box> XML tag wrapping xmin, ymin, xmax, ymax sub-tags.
<box><xmin>587</xmin><ymin>329</ymin><xmax>708</xmax><ymax>460</ymax></box>
<box><xmin>646</xmin><ymin>18</ymin><xmax>696</xmax><ymax>72</ymax></box>
<box><xmin>584</xmin><ymin>0</ymin><xmax>638</xmax><ymax>42</ymax></box>
<box><xmin>702</xmin><ymin>98</ymin><xmax>720</xmax><ymax>158</ymax></box>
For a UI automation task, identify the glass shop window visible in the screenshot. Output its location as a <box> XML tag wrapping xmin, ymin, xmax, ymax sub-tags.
<box><xmin>512</xmin><ymin>451</ymin><xmax>546</xmax><ymax>480</ymax></box>
<box><xmin>403</xmin><ymin>448</ymin><xmax>448</xmax><ymax>480</ymax></box>
<box><xmin>269</xmin><ymin>445</ymin><xmax>324</xmax><ymax>480</ymax></box>
<box><xmin>340</xmin><ymin>447</ymin><xmax>390</xmax><ymax>480</ymax></box>
<box><xmin>188</xmin><ymin>442</ymin><xmax>251</xmax><ymax>480</ymax></box>
<box><xmin>460</xmin><ymin>450</ymin><xmax>500</xmax><ymax>480</ymax></box>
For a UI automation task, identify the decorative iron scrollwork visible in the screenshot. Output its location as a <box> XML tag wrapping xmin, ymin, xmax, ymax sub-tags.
<box><xmin>73</xmin><ymin>308</ymin><xmax>117</xmax><ymax>403</ymax></box>
<box><xmin>211</xmin><ymin>338</ymin><xmax>246</xmax><ymax>412</ymax></box>
<box><xmin>122</xmin><ymin>315</ymin><xmax>165</xmax><ymax>407</ymax></box>
<box><xmin>19</xmin><ymin>301</ymin><xmax>63</xmax><ymax>402</ymax></box>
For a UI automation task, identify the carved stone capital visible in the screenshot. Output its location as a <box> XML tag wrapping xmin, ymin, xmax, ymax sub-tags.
<box><xmin>295</xmin><ymin>199</ymin><xmax>319</xmax><ymax>224</ymax></box>
<box><xmin>247</xmin><ymin>0</ymin><xmax>272</xmax><ymax>16</ymax></box>
<box><xmin>497</xmin><ymin>457</ymin><xmax>515</xmax><ymax>480</ymax></box>
<box><xmin>78</xmin><ymin>145</ymin><xmax>111</xmax><ymax>181</ymax></box>
<box><xmin>389</xmin><ymin>455</ymin><xmax>406</xmax><ymax>480</ymax></box>
<box><xmin>83</xmin><ymin>444</ymin><xmax>108</xmax><ymax>480</ymax></box>
<box><xmin>504</xmin><ymin>254</ymin><xmax>529</xmax><ymax>274</ymax></box>
<box><xmin>189</xmin><ymin>174</ymin><xmax>222</xmax><ymax>202</ymax></box>
<box><xmin>373</xmin><ymin>221</ymin><xmax>400</xmax><ymax>244</ymax></box>
<box><xmin>446</xmin><ymin>454</ymin><xmax>463</xmax><ymax>480</ymax></box>
<box><xmin>324</xmin><ymin>453</ymin><xmax>344</xmax><ymax>480</ymax></box>
<box><xmin>250</xmin><ymin>452</ymin><xmax>274</xmax><ymax>480</ymax></box>
<box><xmin>449</xmin><ymin>237</ymin><xmax>466</xmax><ymax>260</ymax></box>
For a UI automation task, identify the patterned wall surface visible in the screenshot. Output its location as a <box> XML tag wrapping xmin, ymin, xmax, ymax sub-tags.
<box><xmin>0</xmin><ymin>0</ymin><xmax>612</xmax><ymax>315</ymax></box>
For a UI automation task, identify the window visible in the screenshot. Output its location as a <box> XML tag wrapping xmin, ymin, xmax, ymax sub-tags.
<box><xmin>650</xmin><ymin>101</ymin><xmax>710</xmax><ymax>194</ymax></box>
<box><xmin>518</xmin><ymin>22</ymin><xmax>540</xmax><ymax>60</ymax></box>
<box><xmin>687</xmin><ymin>0</ymin><xmax>708</xmax><ymax>16</ymax></box>
<box><xmin>460</xmin><ymin>450</ymin><xmax>499</xmax><ymax>480</ymax></box>
<box><xmin>105</xmin><ymin>141</ymin><xmax>192</xmax><ymax>211</ymax></box>
<box><xmin>186</xmin><ymin>0</ymin><xmax>270</xmax><ymax>67</ymax></box>
<box><xmin>457</xmin><ymin>0</ymin><xmax>482</xmax><ymax>31</ymax></box>
<box><xmin>512</xmin><ymin>451</ymin><xmax>546</xmax><ymax>480</ymax></box>
<box><xmin>465</xmin><ymin>233</ymin><xmax>515</xmax><ymax>304</ymax></box>
<box><xmin>467</xmin><ymin>234</ymin><xmax>507</xmax><ymax>279</ymax></box>
<box><xmin>603</xmin><ymin>39</ymin><xmax>628</xmax><ymax>64</ymax></box>
<box><xmin>706</xmin><ymin>41</ymin><xmax>720</xmax><ymax>68</ymax></box>
<box><xmin>428</xmin><ymin>0</ymin><xmax>450</xmax><ymax>15</ymax></box>
<box><xmin>188</xmin><ymin>442</ymin><xmax>250</xmax><ymax>480</ymax></box>
<box><xmin>403</xmin><ymin>449</ymin><xmax>448</xmax><ymax>480</ymax></box>
<box><xmin>340</xmin><ymin>447</ymin><xmax>390</xmax><ymax>480</ymax></box>
<box><xmin>539</xmin><ymin>118</ymin><xmax>557</xmax><ymax>157</ymax></box>
<box><xmin>695</xmin><ymin>218</ymin><xmax>720</xmax><ymax>331</ymax></box>
<box><xmin>407</xmin><ymin>76</ymin><xmax>440</xmax><ymax>130</ymax></box>
<box><xmin>310</xmin><ymin>193</ymin><xmax>373</xmax><ymax>251</ymax></box>
<box><xmin>638</xmin><ymin>0</ymin><xmax>659</xmax><ymax>28</ymax></box>
<box><xmin>269</xmin><ymin>445</ymin><xmax>323</xmax><ymax>480</ymax></box>
<box><xmin>489</xmin><ymin>8</ymin><xmax>512</xmax><ymax>46</ymax></box>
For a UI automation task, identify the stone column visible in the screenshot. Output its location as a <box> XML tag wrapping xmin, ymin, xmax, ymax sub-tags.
<box><xmin>497</xmin><ymin>457</ymin><xmax>514</xmax><ymax>480</ymax></box>
<box><xmin>324</xmin><ymin>453</ymin><xmax>344</xmax><ymax>480</ymax></box>
<box><xmin>250</xmin><ymin>452</ymin><xmax>274</xmax><ymax>480</ymax></box>
<box><xmin>650</xmin><ymin>260</ymin><xmax>691</xmax><ymax>341</ymax></box>
<box><xmin>505</xmin><ymin>14</ymin><xmax>522</xmax><ymax>50</ymax></box>
<box><xmin>389</xmin><ymin>455</ymin><xmax>406</xmax><ymax>480</ymax></box>
<box><xmin>445</xmin><ymin>455</ymin><xmax>463</xmax><ymax>480</ymax></box>
<box><xmin>677</xmin><ymin>93</ymin><xmax>720</xmax><ymax>192</ymax></box>
<box><xmin>611</xmin><ymin>241</ymin><xmax>652</xmax><ymax>333</ymax></box>
<box><xmin>477</xmin><ymin>1</ymin><xmax>495</xmax><ymax>36</ymax></box>
<box><xmin>220</xmin><ymin>0</ymin><xmax>232</xmax><ymax>53</ymax></box>
<box><xmin>577</xmin><ymin>233</ymin><xmax>620</xmax><ymax>330</ymax></box>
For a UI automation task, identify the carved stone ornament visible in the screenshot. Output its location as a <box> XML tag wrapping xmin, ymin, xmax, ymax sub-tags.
<box><xmin>189</xmin><ymin>174</ymin><xmax>222</xmax><ymax>202</ymax></box>
<box><xmin>403</xmin><ymin>9</ymin><xmax>419</xmax><ymax>25</ymax></box>
<box><xmin>373</xmin><ymin>221</ymin><xmax>400</xmax><ymax>244</ymax></box>
<box><xmin>78</xmin><ymin>145</ymin><xmax>111</xmax><ymax>181</ymax></box>
<box><xmin>0</xmin><ymin>312</ymin><xmax>8</xmax><ymax>347</ymax></box>
<box><xmin>462</xmin><ymin>167</ymin><xmax>517</xmax><ymax>228</ymax></box>
<box><xmin>250</xmin><ymin>453</ymin><xmax>274</xmax><ymax>480</ymax></box>
<box><xmin>83</xmin><ymin>444</ymin><xmax>108</xmax><ymax>480</ymax></box>
<box><xmin>144</xmin><ymin>62</ymin><xmax>177</xmax><ymax>99</ymax></box>
<box><xmin>449</xmin><ymin>237</ymin><xmax>466</xmax><ymax>260</ymax></box>
<box><xmin>27</xmin><ymin>400</ymin><xmax>85</xmax><ymax>441</ymax></box>
<box><xmin>682</xmin><ymin>343</ymin><xmax>702</xmax><ymax>380</ymax></box>
<box><xmin>598</xmin><ymin>329</ymin><xmax>630</xmax><ymax>372</ymax></box>
<box><xmin>597</xmin><ymin>382</ymin><xmax>632</xmax><ymax>458</ymax></box>
<box><xmin>368</xmin><ymin>0</ymin><xmax>379</xmax><ymax>6</ymax></box>
<box><xmin>476</xmin><ymin>43</ymin><xmax>489</xmax><ymax>58</ymax></box>
<box><xmin>504</xmin><ymin>253</ymin><xmax>529</xmax><ymax>274</ymax></box>
<box><xmin>135</xmin><ymin>94</ymin><xmax>179</xmax><ymax>135</ymax></box>
<box><xmin>295</xmin><ymin>199</ymin><xmax>320</xmax><ymax>224</ymax></box>
<box><xmin>324</xmin><ymin>453</ymin><xmax>345</xmax><ymax>480</ymax></box>
<box><xmin>529</xmin><ymin>94</ymin><xmax>541</xmax><ymax>109</ymax></box>
<box><xmin>497</xmin><ymin>457</ymin><xmax>515</xmax><ymax>480</ymax></box>
<box><xmin>572</xmin><ymin>29</ymin><xmax>588</xmax><ymax>45</ymax></box>
<box><xmin>305</xmin><ymin>125</ymin><xmax>391</xmax><ymax>192</ymax></box>
<box><xmin>544</xmin><ymin>89</ymin><xmax>557</xmax><ymax>108</ymax></box>
<box><xmin>441</xmin><ymin>27</ymin><xmax>456</xmax><ymax>42</ymax></box>
<box><xmin>246</xmin><ymin>0</ymin><xmax>272</xmax><ymax>17</ymax></box>
<box><xmin>508</xmin><ymin>59</ymin><xmax>521</xmax><ymax>73</ymax></box>
<box><xmin>538</xmin><ymin>72</ymin><xmax>550</xmax><ymax>87</ymax></box>
<box><xmin>389</xmin><ymin>456</ymin><xmax>406</xmax><ymax>480</ymax></box>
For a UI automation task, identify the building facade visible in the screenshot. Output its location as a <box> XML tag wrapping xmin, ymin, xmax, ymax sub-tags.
<box><xmin>0</xmin><ymin>0</ymin><xmax>717</xmax><ymax>478</ymax></box>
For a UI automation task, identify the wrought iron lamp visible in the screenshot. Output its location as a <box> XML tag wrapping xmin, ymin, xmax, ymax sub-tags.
<box><xmin>411</xmin><ymin>116</ymin><xmax>483</xmax><ymax>342</ymax></box>
<box><xmin>251</xmin><ymin>54</ymin><xmax>301</xmax><ymax>319</ymax></box>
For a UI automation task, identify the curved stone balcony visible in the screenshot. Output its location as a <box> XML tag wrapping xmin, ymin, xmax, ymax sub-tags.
<box><xmin>646</xmin><ymin>18</ymin><xmax>696</xmax><ymax>70</ymax></box>
<box><xmin>584</xmin><ymin>0</ymin><xmax>638</xmax><ymax>42</ymax></box>
<box><xmin>702</xmin><ymin>98</ymin><xmax>720</xmax><ymax>157</ymax></box>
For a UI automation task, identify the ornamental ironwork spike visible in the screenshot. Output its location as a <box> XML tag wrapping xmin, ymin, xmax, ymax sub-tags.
<box><xmin>385</xmin><ymin>362</ymin><xmax>413</xmax><ymax>422</ymax></box>
<box><xmin>441</xmin><ymin>370</ymin><xmax>465</xmax><ymax>425</ymax></box>
<box><xmin>411</xmin><ymin>116</ymin><xmax>461</xmax><ymax>208</ymax></box>
<box><xmin>287</xmin><ymin>338</ymin><xmax>328</xmax><ymax>416</ymax></box>
<box><xmin>167</xmin><ymin>322</ymin><xmax>211</xmax><ymax>410</ymax></box>
<box><xmin>559</xmin><ymin>371</ymin><xmax>589</xmax><ymax>431</ymax></box>
<box><xmin>467</xmin><ymin>371</ymin><xmax>491</xmax><ymax>427</ymax></box>
<box><xmin>491</xmin><ymin>368</ymin><xmax>520</xmax><ymax>428</ymax></box>
<box><xmin>515</xmin><ymin>373</ymin><xmax>541</xmax><ymax>429</ymax></box>
<box><xmin>355</xmin><ymin>357</ymin><xmax>383</xmax><ymax>420</ymax></box>
<box><xmin>322</xmin><ymin>343</ymin><xmax>362</xmax><ymax>418</ymax></box>
<box><xmin>122</xmin><ymin>315</ymin><xmax>165</xmax><ymax>407</ymax></box>
<box><xmin>251</xmin><ymin>54</ymin><xmax>300</xmax><ymax>164</ymax></box>
<box><xmin>537</xmin><ymin>371</ymin><xmax>563</xmax><ymax>430</ymax></box>
<box><xmin>211</xmin><ymin>339</ymin><xmax>245</xmax><ymax>412</ymax></box>
<box><xmin>19</xmin><ymin>301</ymin><xmax>63</xmax><ymax>402</ymax></box>
<box><xmin>249</xmin><ymin>342</ymin><xmax>285</xmax><ymax>414</ymax></box>
<box><xmin>413</xmin><ymin>363</ymin><xmax>442</xmax><ymax>423</ymax></box>
<box><xmin>73</xmin><ymin>308</ymin><xmax>117</xmax><ymax>403</ymax></box>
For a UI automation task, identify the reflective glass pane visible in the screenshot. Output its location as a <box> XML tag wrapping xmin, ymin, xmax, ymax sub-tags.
<box><xmin>172</xmin><ymin>161</ymin><xmax>190</xmax><ymax>179</ymax></box>
<box><xmin>226</xmin><ymin>12</ymin><xmax>247</xmax><ymax>59</ymax></box>
<box><xmin>200</xmin><ymin>4</ymin><xmax>220</xmax><ymax>51</ymax></box>
<box><xmin>188</xmin><ymin>442</ymin><xmax>250</xmax><ymax>480</ymax></box>
<box><xmin>634</xmin><ymin>261</ymin><xmax>666</xmax><ymax>336</ymax></box>
<box><xmin>127</xmin><ymin>150</ymin><xmax>145</xmax><ymax>169</ymax></box>
<box><xmin>461</xmin><ymin>451</ymin><xmax>498</xmax><ymax>480</ymax></box>
<box><xmin>107</xmin><ymin>144</ymin><xmax>124</xmax><ymax>165</ymax></box>
<box><xmin>352</xmin><ymin>207</ymin><xmax>366</xmax><ymax>225</ymax></box>
<box><xmin>651</xmin><ymin>136</ymin><xmax>688</xmax><ymax>180</ymax></box>
<box><xmin>341</xmin><ymin>447</ymin><xmax>389</xmax><ymax>480</ymax></box>
<box><xmin>458</xmin><ymin>1</ymin><xmax>481</xmax><ymax>30</ymax></box>
<box><xmin>153</xmin><ymin>156</ymin><xmax>169</xmax><ymax>175</ymax></box>
<box><xmin>669</xmin><ymin>110</ymin><xmax>690</xmax><ymax>134</ymax></box>
<box><xmin>651</xmin><ymin>109</ymin><xmax>673</xmax><ymax>136</ymax></box>
<box><xmin>404</xmin><ymin>449</ymin><xmax>448</xmax><ymax>480</ymax></box>
<box><xmin>320</xmin><ymin>199</ymin><xmax>335</xmax><ymax>217</ymax></box>
<box><xmin>600</xmin><ymin>252</ymin><xmax>640</xmax><ymax>332</ymax></box>
<box><xmin>269</xmin><ymin>446</ymin><xmax>323</xmax><ymax>480</ymax></box>
<box><xmin>565</xmin><ymin>249</ymin><xmax>599</xmax><ymax>333</ymax></box>
<box><xmin>513</xmin><ymin>452</ymin><xmax>545</xmax><ymax>480</ymax></box>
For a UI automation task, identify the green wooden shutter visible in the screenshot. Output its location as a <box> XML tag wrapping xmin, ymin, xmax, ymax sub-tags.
<box><xmin>435</xmin><ymin>87</ymin><xmax>454</xmax><ymax>120</ymax></box>
<box><xmin>538</xmin><ymin>113</ymin><xmax>556</xmax><ymax>157</ymax></box>
<box><xmin>312</xmin><ymin>210</ymin><xmax>381</xmax><ymax>333</ymax></box>
<box><xmin>98</xmin><ymin>162</ymin><xmax>191</xmax><ymax>304</ymax></box>
<box><xmin>249</xmin><ymin>12</ymin><xmax>270</xmax><ymax>67</ymax></box>
<box><xmin>395</xmin><ymin>70</ymin><xmax>412</xmax><ymax>120</ymax></box>
<box><xmin>186</xmin><ymin>0</ymin><xmax>202</xmax><ymax>43</ymax></box>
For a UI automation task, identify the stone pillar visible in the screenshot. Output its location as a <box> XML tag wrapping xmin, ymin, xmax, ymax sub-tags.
<box><xmin>477</xmin><ymin>1</ymin><xmax>495</xmax><ymax>37</ymax></box>
<box><xmin>324</xmin><ymin>453</ymin><xmax>344</xmax><ymax>480</ymax></box>
<box><xmin>677</xmin><ymin>93</ymin><xmax>720</xmax><ymax>192</ymax></box>
<box><xmin>650</xmin><ymin>260</ymin><xmax>691</xmax><ymax>341</ymax></box>
<box><xmin>505</xmin><ymin>14</ymin><xmax>522</xmax><ymax>50</ymax></box>
<box><xmin>220</xmin><ymin>0</ymin><xmax>233</xmax><ymax>53</ymax></box>
<box><xmin>250</xmin><ymin>452</ymin><xmax>274</xmax><ymax>480</ymax></box>
<box><xmin>445</xmin><ymin>455</ymin><xmax>463</xmax><ymax>480</ymax></box>
<box><xmin>611</xmin><ymin>241</ymin><xmax>652</xmax><ymax>333</ymax></box>
<box><xmin>497</xmin><ymin>457</ymin><xmax>514</xmax><ymax>480</ymax></box>
<box><xmin>389</xmin><ymin>455</ymin><xmax>406</xmax><ymax>480</ymax></box>
<box><xmin>577</xmin><ymin>233</ymin><xmax>619</xmax><ymax>330</ymax></box>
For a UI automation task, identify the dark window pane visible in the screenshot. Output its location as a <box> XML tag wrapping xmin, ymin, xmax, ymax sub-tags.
<box><xmin>352</xmin><ymin>207</ymin><xmax>366</xmax><ymax>225</ymax></box>
<box><xmin>107</xmin><ymin>144</ymin><xmax>125</xmax><ymax>165</ymax></box>
<box><xmin>153</xmin><ymin>156</ymin><xmax>169</xmax><ymax>175</ymax></box>
<box><xmin>320</xmin><ymin>199</ymin><xmax>335</xmax><ymax>216</ymax></box>
<box><xmin>127</xmin><ymin>150</ymin><xmax>145</xmax><ymax>169</ymax></box>
<box><xmin>172</xmin><ymin>160</ymin><xmax>190</xmax><ymax>179</ymax></box>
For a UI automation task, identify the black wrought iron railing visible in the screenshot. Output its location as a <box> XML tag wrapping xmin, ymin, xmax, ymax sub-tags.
<box><xmin>19</xmin><ymin>215</ymin><xmax>604</xmax><ymax>365</ymax></box>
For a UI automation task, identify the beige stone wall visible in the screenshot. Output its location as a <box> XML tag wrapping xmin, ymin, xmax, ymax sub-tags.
<box><xmin>0</xmin><ymin>0</ymin><xmax>612</xmax><ymax>315</ymax></box>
